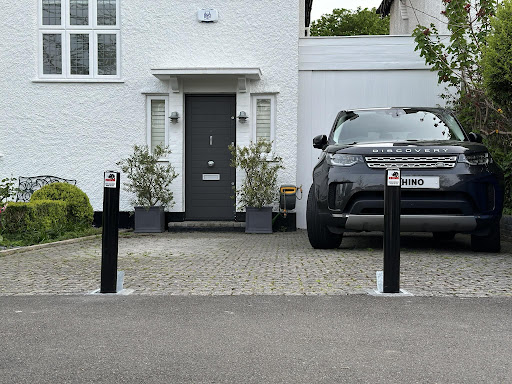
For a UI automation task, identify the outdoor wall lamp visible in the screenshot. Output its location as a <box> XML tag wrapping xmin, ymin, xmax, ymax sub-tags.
<box><xmin>169</xmin><ymin>112</ymin><xmax>180</xmax><ymax>123</ymax></box>
<box><xmin>237</xmin><ymin>111</ymin><xmax>248</xmax><ymax>122</ymax></box>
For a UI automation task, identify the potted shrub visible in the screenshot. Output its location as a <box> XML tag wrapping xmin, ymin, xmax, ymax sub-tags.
<box><xmin>117</xmin><ymin>145</ymin><xmax>178</xmax><ymax>233</ymax></box>
<box><xmin>229</xmin><ymin>141</ymin><xmax>284</xmax><ymax>233</ymax></box>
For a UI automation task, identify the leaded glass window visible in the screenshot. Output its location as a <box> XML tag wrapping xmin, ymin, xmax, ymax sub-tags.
<box><xmin>42</xmin><ymin>0</ymin><xmax>62</xmax><ymax>25</ymax></box>
<box><xmin>39</xmin><ymin>0</ymin><xmax>120</xmax><ymax>79</ymax></box>
<box><xmin>97</xmin><ymin>34</ymin><xmax>117</xmax><ymax>75</ymax></box>
<box><xmin>70</xmin><ymin>34</ymin><xmax>90</xmax><ymax>75</ymax></box>
<box><xmin>97</xmin><ymin>0</ymin><xmax>117</xmax><ymax>26</ymax></box>
<box><xmin>70</xmin><ymin>0</ymin><xmax>89</xmax><ymax>25</ymax></box>
<box><xmin>42</xmin><ymin>34</ymin><xmax>62</xmax><ymax>74</ymax></box>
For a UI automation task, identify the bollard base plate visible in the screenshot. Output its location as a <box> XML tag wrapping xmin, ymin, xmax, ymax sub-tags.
<box><xmin>368</xmin><ymin>289</ymin><xmax>413</xmax><ymax>297</ymax></box>
<box><xmin>89</xmin><ymin>288</ymin><xmax>134</xmax><ymax>295</ymax></box>
<box><xmin>374</xmin><ymin>270</ymin><xmax>411</xmax><ymax>296</ymax></box>
<box><xmin>92</xmin><ymin>271</ymin><xmax>132</xmax><ymax>295</ymax></box>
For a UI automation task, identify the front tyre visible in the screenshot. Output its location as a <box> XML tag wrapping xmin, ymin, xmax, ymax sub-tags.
<box><xmin>306</xmin><ymin>185</ymin><xmax>342</xmax><ymax>249</ymax></box>
<box><xmin>471</xmin><ymin>221</ymin><xmax>501</xmax><ymax>253</ymax></box>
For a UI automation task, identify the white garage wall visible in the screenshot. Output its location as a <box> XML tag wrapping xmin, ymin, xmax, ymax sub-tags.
<box><xmin>296</xmin><ymin>36</ymin><xmax>447</xmax><ymax>229</ymax></box>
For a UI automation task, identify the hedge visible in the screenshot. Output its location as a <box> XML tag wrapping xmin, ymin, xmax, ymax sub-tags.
<box><xmin>31</xmin><ymin>183</ymin><xmax>93</xmax><ymax>228</ymax></box>
<box><xmin>1</xmin><ymin>200</ymin><xmax>69</xmax><ymax>235</ymax></box>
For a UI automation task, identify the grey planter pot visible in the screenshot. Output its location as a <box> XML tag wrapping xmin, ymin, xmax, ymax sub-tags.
<box><xmin>134</xmin><ymin>206</ymin><xmax>166</xmax><ymax>233</ymax></box>
<box><xmin>245</xmin><ymin>206</ymin><xmax>273</xmax><ymax>234</ymax></box>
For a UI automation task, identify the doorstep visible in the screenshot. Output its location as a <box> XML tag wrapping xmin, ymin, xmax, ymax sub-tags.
<box><xmin>168</xmin><ymin>221</ymin><xmax>246</xmax><ymax>232</ymax></box>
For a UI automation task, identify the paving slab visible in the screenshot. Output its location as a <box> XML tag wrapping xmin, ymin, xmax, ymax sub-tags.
<box><xmin>1</xmin><ymin>230</ymin><xmax>510</xmax><ymax>297</ymax></box>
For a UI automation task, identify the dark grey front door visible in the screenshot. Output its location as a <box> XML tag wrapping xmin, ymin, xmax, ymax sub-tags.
<box><xmin>185</xmin><ymin>95</ymin><xmax>236</xmax><ymax>220</ymax></box>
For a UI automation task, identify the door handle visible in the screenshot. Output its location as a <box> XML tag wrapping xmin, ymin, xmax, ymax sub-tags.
<box><xmin>210</xmin><ymin>136</ymin><xmax>213</xmax><ymax>146</ymax></box>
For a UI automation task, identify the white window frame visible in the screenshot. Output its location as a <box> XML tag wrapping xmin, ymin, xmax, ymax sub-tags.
<box><xmin>252</xmin><ymin>94</ymin><xmax>276</xmax><ymax>146</ymax></box>
<box><xmin>94</xmin><ymin>31</ymin><xmax>120</xmax><ymax>78</ymax></box>
<box><xmin>38</xmin><ymin>0</ymin><xmax>120</xmax><ymax>80</ymax></box>
<box><xmin>146</xmin><ymin>95</ymin><xmax>169</xmax><ymax>158</ymax></box>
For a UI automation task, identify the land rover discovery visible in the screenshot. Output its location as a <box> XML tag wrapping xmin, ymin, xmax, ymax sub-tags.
<box><xmin>307</xmin><ymin>107</ymin><xmax>504</xmax><ymax>252</ymax></box>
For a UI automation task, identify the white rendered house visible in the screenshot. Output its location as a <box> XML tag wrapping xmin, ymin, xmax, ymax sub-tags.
<box><xmin>1</xmin><ymin>1</ymin><xmax>445</xmax><ymax>229</ymax></box>
<box><xmin>1</xmin><ymin>0</ymin><xmax>316</xmax><ymax>223</ymax></box>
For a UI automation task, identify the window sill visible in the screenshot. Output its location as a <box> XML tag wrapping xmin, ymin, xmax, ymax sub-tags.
<box><xmin>32</xmin><ymin>78</ymin><xmax>125</xmax><ymax>83</ymax></box>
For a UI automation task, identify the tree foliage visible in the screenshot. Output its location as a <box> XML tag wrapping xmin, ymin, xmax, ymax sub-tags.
<box><xmin>310</xmin><ymin>7</ymin><xmax>389</xmax><ymax>36</ymax></box>
<box><xmin>412</xmin><ymin>0</ymin><xmax>500</xmax><ymax>133</ymax></box>
<box><xmin>412</xmin><ymin>0</ymin><xmax>512</xmax><ymax>213</ymax></box>
<box><xmin>482</xmin><ymin>0</ymin><xmax>512</xmax><ymax>116</ymax></box>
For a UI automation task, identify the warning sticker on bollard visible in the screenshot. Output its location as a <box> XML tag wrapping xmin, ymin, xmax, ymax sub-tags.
<box><xmin>387</xmin><ymin>168</ymin><xmax>401</xmax><ymax>186</ymax></box>
<box><xmin>104</xmin><ymin>172</ymin><xmax>117</xmax><ymax>188</ymax></box>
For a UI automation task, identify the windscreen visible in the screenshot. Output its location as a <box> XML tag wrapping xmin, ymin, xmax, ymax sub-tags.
<box><xmin>330</xmin><ymin>109</ymin><xmax>467</xmax><ymax>145</ymax></box>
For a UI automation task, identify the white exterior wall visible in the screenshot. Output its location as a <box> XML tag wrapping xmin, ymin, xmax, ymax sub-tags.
<box><xmin>297</xmin><ymin>36</ymin><xmax>446</xmax><ymax>229</ymax></box>
<box><xmin>299</xmin><ymin>0</ymin><xmax>307</xmax><ymax>36</ymax></box>
<box><xmin>0</xmin><ymin>1</ymin><xmax>299</xmax><ymax>213</ymax></box>
<box><xmin>389</xmin><ymin>0</ymin><xmax>449</xmax><ymax>35</ymax></box>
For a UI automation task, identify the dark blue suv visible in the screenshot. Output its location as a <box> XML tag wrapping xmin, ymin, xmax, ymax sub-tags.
<box><xmin>307</xmin><ymin>107</ymin><xmax>504</xmax><ymax>252</ymax></box>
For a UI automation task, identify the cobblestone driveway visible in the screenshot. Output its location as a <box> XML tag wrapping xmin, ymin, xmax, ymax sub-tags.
<box><xmin>0</xmin><ymin>231</ymin><xmax>510</xmax><ymax>297</ymax></box>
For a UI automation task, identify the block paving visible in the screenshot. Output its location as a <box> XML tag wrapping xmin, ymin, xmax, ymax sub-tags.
<box><xmin>0</xmin><ymin>230</ymin><xmax>511</xmax><ymax>297</ymax></box>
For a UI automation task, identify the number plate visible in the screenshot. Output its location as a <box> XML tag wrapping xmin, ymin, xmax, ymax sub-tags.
<box><xmin>401</xmin><ymin>176</ymin><xmax>439</xmax><ymax>189</ymax></box>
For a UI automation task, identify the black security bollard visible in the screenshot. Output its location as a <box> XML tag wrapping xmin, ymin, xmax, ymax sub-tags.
<box><xmin>383</xmin><ymin>167</ymin><xmax>401</xmax><ymax>293</ymax></box>
<box><xmin>101</xmin><ymin>171</ymin><xmax>120</xmax><ymax>293</ymax></box>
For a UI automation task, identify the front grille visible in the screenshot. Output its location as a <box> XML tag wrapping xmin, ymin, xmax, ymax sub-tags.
<box><xmin>365</xmin><ymin>156</ymin><xmax>457</xmax><ymax>169</ymax></box>
<box><xmin>344</xmin><ymin>191</ymin><xmax>475</xmax><ymax>216</ymax></box>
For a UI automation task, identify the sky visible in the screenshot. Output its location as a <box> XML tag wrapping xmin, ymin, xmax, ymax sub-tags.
<box><xmin>311</xmin><ymin>0</ymin><xmax>384</xmax><ymax>21</ymax></box>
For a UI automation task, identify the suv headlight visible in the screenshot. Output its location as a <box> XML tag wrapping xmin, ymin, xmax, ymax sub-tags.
<box><xmin>459</xmin><ymin>152</ymin><xmax>492</xmax><ymax>166</ymax></box>
<box><xmin>327</xmin><ymin>154</ymin><xmax>363</xmax><ymax>167</ymax></box>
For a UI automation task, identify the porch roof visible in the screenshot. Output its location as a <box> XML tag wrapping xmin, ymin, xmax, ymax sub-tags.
<box><xmin>151</xmin><ymin>67</ymin><xmax>262</xmax><ymax>81</ymax></box>
<box><xmin>151</xmin><ymin>67</ymin><xmax>262</xmax><ymax>93</ymax></box>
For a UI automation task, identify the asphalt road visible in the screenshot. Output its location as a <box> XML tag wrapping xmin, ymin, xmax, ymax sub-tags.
<box><xmin>1</xmin><ymin>295</ymin><xmax>511</xmax><ymax>383</ymax></box>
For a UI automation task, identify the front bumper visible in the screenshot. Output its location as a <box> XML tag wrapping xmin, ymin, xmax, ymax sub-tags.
<box><xmin>314</xmin><ymin>161</ymin><xmax>504</xmax><ymax>235</ymax></box>
<box><xmin>335</xmin><ymin>214</ymin><xmax>476</xmax><ymax>232</ymax></box>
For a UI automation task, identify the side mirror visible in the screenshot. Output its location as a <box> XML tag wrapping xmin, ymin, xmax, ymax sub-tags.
<box><xmin>468</xmin><ymin>132</ymin><xmax>483</xmax><ymax>143</ymax></box>
<box><xmin>313</xmin><ymin>135</ymin><xmax>328</xmax><ymax>149</ymax></box>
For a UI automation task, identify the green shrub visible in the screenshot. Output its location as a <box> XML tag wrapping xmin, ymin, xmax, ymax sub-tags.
<box><xmin>228</xmin><ymin>141</ymin><xmax>284</xmax><ymax>209</ymax></box>
<box><xmin>116</xmin><ymin>144</ymin><xmax>178</xmax><ymax>208</ymax></box>
<box><xmin>1</xmin><ymin>200</ymin><xmax>68</xmax><ymax>235</ymax></box>
<box><xmin>31</xmin><ymin>183</ymin><xmax>93</xmax><ymax>228</ymax></box>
